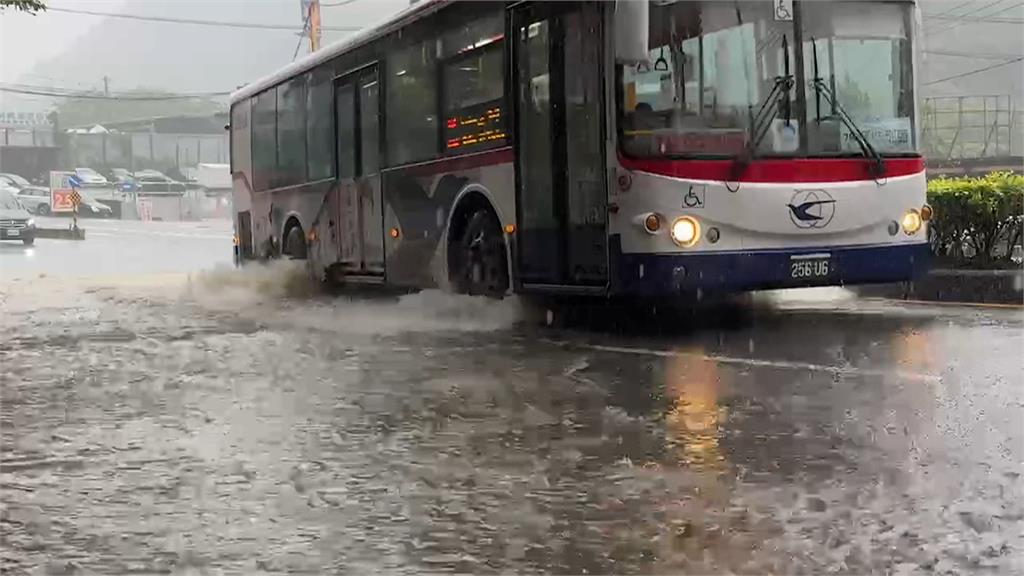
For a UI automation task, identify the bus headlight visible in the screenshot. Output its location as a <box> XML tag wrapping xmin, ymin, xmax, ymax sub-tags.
<box><xmin>920</xmin><ymin>204</ymin><xmax>934</xmax><ymax>222</ymax></box>
<box><xmin>901</xmin><ymin>209</ymin><xmax>922</xmax><ymax>235</ymax></box>
<box><xmin>670</xmin><ymin>216</ymin><xmax>700</xmax><ymax>247</ymax></box>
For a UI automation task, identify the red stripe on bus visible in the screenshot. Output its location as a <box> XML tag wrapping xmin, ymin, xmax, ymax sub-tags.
<box><xmin>618</xmin><ymin>156</ymin><xmax>925</xmax><ymax>183</ymax></box>
<box><xmin>399</xmin><ymin>147</ymin><xmax>514</xmax><ymax>178</ymax></box>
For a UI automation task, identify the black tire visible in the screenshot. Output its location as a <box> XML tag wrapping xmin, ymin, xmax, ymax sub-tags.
<box><xmin>284</xmin><ymin>225</ymin><xmax>307</xmax><ymax>260</ymax></box>
<box><xmin>451</xmin><ymin>210</ymin><xmax>509</xmax><ymax>297</ymax></box>
<box><xmin>22</xmin><ymin>237</ymin><xmax>34</xmax><ymax>246</ymax></box>
<box><xmin>36</xmin><ymin>204</ymin><xmax>50</xmax><ymax>216</ymax></box>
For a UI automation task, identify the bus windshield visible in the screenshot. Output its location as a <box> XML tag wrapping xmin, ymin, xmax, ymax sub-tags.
<box><xmin>618</xmin><ymin>1</ymin><xmax>916</xmax><ymax>159</ymax></box>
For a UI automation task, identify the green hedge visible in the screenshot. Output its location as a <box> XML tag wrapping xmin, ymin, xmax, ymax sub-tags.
<box><xmin>927</xmin><ymin>172</ymin><xmax>1024</xmax><ymax>266</ymax></box>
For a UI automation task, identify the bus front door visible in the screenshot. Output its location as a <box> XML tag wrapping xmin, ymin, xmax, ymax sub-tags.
<box><xmin>512</xmin><ymin>1</ymin><xmax>608</xmax><ymax>289</ymax></box>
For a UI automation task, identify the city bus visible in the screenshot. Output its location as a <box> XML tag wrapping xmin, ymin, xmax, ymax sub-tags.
<box><xmin>229</xmin><ymin>0</ymin><xmax>929</xmax><ymax>299</ymax></box>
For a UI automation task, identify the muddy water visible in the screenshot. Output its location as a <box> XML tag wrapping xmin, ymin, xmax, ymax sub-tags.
<box><xmin>1</xmin><ymin>265</ymin><xmax>1022</xmax><ymax>574</ymax></box>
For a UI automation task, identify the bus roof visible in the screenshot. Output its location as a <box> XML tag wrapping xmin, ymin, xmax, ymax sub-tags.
<box><xmin>230</xmin><ymin>0</ymin><xmax>451</xmax><ymax>105</ymax></box>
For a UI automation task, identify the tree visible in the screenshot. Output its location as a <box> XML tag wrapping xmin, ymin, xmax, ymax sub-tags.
<box><xmin>836</xmin><ymin>74</ymin><xmax>873</xmax><ymax>119</ymax></box>
<box><xmin>0</xmin><ymin>0</ymin><xmax>46</xmax><ymax>14</ymax></box>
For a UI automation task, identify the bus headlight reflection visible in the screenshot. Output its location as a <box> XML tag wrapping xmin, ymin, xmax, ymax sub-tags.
<box><xmin>671</xmin><ymin>216</ymin><xmax>700</xmax><ymax>247</ymax></box>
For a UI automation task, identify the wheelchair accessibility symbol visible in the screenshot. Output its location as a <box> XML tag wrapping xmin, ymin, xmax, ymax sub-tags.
<box><xmin>774</xmin><ymin>0</ymin><xmax>793</xmax><ymax>21</ymax></box>
<box><xmin>683</xmin><ymin>185</ymin><xmax>706</xmax><ymax>209</ymax></box>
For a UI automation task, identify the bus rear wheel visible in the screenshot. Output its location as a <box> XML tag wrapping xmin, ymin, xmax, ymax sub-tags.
<box><xmin>452</xmin><ymin>210</ymin><xmax>508</xmax><ymax>297</ymax></box>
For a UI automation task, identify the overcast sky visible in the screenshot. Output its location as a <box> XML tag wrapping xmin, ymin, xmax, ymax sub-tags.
<box><xmin>1</xmin><ymin>0</ymin><xmax>1022</xmax><ymax>113</ymax></box>
<box><xmin>0</xmin><ymin>0</ymin><xmax>410</xmax><ymax>111</ymax></box>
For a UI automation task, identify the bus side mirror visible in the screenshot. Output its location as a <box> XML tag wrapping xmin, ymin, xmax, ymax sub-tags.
<box><xmin>615</xmin><ymin>0</ymin><xmax>650</xmax><ymax>64</ymax></box>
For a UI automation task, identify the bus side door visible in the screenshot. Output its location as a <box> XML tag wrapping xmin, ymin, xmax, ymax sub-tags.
<box><xmin>335</xmin><ymin>65</ymin><xmax>384</xmax><ymax>275</ymax></box>
<box><xmin>511</xmin><ymin>1</ymin><xmax>608</xmax><ymax>289</ymax></box>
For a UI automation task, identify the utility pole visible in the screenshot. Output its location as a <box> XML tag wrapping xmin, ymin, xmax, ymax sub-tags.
<box><xmin>102</xmin><ymin>76</ymin><xmax>110</xmax><ymax>96</ymax></box>
<box><xmin>308</xmin><ymin>0</ymin><xmax>321</xmax><ymax>53</ymax></box>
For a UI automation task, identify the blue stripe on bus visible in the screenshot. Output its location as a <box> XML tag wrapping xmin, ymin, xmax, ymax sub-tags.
<box><xmin>612</xmin><ymin>241</ymin><xmax>930</xmax><ymax>296</ymax></box>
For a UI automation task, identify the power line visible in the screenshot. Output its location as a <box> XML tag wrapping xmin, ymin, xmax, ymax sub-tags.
<box><xmin>45</xmin><ymin>6</ymin><xmax>363</xmax><ymax>32</ymax></box>
<box><xmin>926</xmin><ymin>1</ymin><xmax>1023</xmax><ymax>34</ymax></box>
<box><xmin>927</xmin><ymin>14</ymin><xmax>1024</xmax><ymax>23</ymax></box>
<box><xmin>0</xmin><ymin>85</ymin><xmax>230</xmax><ymax>100</ymax></box>
<box><xmin>923</xmin><ymin>0</ymin><xmax>985</xmax><ymax>21</ymax></box>
<box><xmin>924</xmin><ymin>49</ymin><xmax>1023</xmax><ymax>60</ymax></box>
<box><xmin>14</xmin><ymin>73</ymin><xmax>99</xmax><ymax>91</ymax></box>
<box><xmin>293</xmin><ymin>4</ymin><xmax>315</xmax><ymax>62</ymax></box>
<box><xmin>926</xmin><ymin>0</ymin><xmax>1009</xmax><ymax>32</ymax></box>
<box><xmin>923</xmin><ymin>0</ymin><xmax>995</xmax><ymax>29</ymax></box>
<box><xmin>4</xmin><ymin>80</ymin><xmax>227</xmax><ymax>94</ymax></box>
<box><xmin>293</xmin><ymin>1</ymin><xmax>360</xmax><ymax>62</ymax></box>
<box><xmin>924</xmin><ymin>57</ymin><xmax>1024</xmax><ymax>86</ymax></box>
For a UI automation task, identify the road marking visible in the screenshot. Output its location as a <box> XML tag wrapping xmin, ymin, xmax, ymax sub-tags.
<box><xmin>860</xmin><ymin>297</ymin><xmax>1023</xmax><ymax>310</ymax></box>
<box><xmin>80</xmin><ymin>228</ymin><xmax>229</xmax><ymax>240</ymax></box>
<box><xmin>551</xmin><ymin>341</ymin><xmax>941</xmax><ymax>383</ymax></box>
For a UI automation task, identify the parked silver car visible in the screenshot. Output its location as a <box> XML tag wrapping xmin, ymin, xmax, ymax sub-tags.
<box><xmin>15</xmin><ymin>186</ymin><xmax>52</xmax><ymax>215</ymax></box>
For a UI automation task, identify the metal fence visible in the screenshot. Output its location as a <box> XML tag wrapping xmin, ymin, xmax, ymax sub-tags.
<box><xmin>921</xmin><ymin>95</ymin><xmax>1021</xmax><ymax>162</ymax></box>
<box><xmin>65</xmin><ymin>132</ymin><xmax>228</xmax><ymax>177</ymax></box>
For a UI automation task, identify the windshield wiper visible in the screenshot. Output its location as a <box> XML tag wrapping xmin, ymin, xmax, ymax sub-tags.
<box><xmin>810</xmin><ymin>38</ymin><xmax>886</xmax><ymax>177</ymax></box>
<box><xmin>729</xmin><ymin>34</ymin><xmax>795</xmax><ymax>183</ymax></box>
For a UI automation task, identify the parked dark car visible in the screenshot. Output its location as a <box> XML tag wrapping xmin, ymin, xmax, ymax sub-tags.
<box><xmin>76</xmin><ymin>189</ymin><xmax>114</xmax><ymax>218</ymax></box>
<box><xmin>134</xmin><ymin>171</ymin><xmax>187</xmax><ymax>193</ymax></box>
<box><xmin>74</xmin><ymin>167</ymin><xmax>112</xmax><ymax>189</ymax></box>
<box><xmin>0</xmin><ymin>187</ymin><xmax>36</xmax><ymax>245</ymax></box>
<box><xmin>109</xmin><ymin>168</ymin><xmax>128</xmax><ymax>179</ymax></box>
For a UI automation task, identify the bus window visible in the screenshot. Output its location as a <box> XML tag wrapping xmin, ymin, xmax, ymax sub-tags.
<box><xmin>251</xmin><ymin>90</ymin><xmax>277</xmax><ymax>192</ymax></box>
<box><xmin>307</xmin><ymin>68</ymin><xmax>334</xmax><ymax>181</ymax></box>
<box><xmin>386</xmin><ymin>41</ymin><xmax>439</xmax><ymax>166</ymax></box>
<box><xmin>358</xmin><ymin>71</ymin><xmax>380</xmax><ymax>175</ymax></box>
<box><xmin>336</xmin><ymin>83</ymin><xmax>357</xmax><ymax>180</ymax></box>
<box><xmin>276</xmin><ymin>76</ymin><xmax>307</xmax><ymax>188</ymax></box>
<box><xmin>442</xmin><ymin>44</ymin><xmax>506</xmax><ymax>153</ymax></box>
<box><xmin>442</xmin><ymin>11</ymin><xmax>502</xmax><ymax>58</ymax></box>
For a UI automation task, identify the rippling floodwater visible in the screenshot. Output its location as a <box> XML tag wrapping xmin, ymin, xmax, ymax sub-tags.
<box><xmin>2</xmin><ymin>265</ymin><xmax>1022</xmax><ymax>574</ymax></box>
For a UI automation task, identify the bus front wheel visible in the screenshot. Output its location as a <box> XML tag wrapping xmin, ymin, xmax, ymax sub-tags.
<box><xmin>452</xmin><ymin>210</ymin><xmax>508</xmax><ymax>297</ymax></box>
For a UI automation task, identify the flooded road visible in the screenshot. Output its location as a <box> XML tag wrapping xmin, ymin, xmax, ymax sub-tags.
<box><xmin>1</xmin><ymin>222</ymin><xmax>1022</xmax><ymax>574</ymax></box>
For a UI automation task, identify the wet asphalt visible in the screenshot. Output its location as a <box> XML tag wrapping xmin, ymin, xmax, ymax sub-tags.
<box><xmin>1</xmin><ymin>220</ymin><xmax>1022</xmax><ymax>575</ymax></box>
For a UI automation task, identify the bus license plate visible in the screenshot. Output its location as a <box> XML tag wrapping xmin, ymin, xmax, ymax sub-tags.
<box><xmin>6</xmin><ymin>229</ymin><xmax>19</xmax><ymax>237</ymax></box>
<box><xmin>790</xmin><ymin>254</ymin><xmax>831</xmax><ymax>280</ymax></box>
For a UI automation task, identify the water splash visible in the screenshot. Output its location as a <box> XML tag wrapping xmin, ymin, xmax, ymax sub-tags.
<box><xmin>181</xmin><ymin>261</ymin><xmax>523</xmax><ymax>335</ymax></box>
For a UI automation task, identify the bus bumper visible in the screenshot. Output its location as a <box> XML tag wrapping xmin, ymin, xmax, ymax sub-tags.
<box><xmin>613</xmin><ymin>242</ymin><xmax>930</xmax><ymax>296</ymax></box>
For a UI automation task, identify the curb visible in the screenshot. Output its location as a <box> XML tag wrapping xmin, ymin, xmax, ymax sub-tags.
<box><xmin>35</xmin><ymin>228</ymin><xmax>86</xmax><ymax>240</ymax></box>
<box><xmin>854</xmin><ymin>268</ymin><xmax>1023</xmax><ymax>306</ymax></box>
